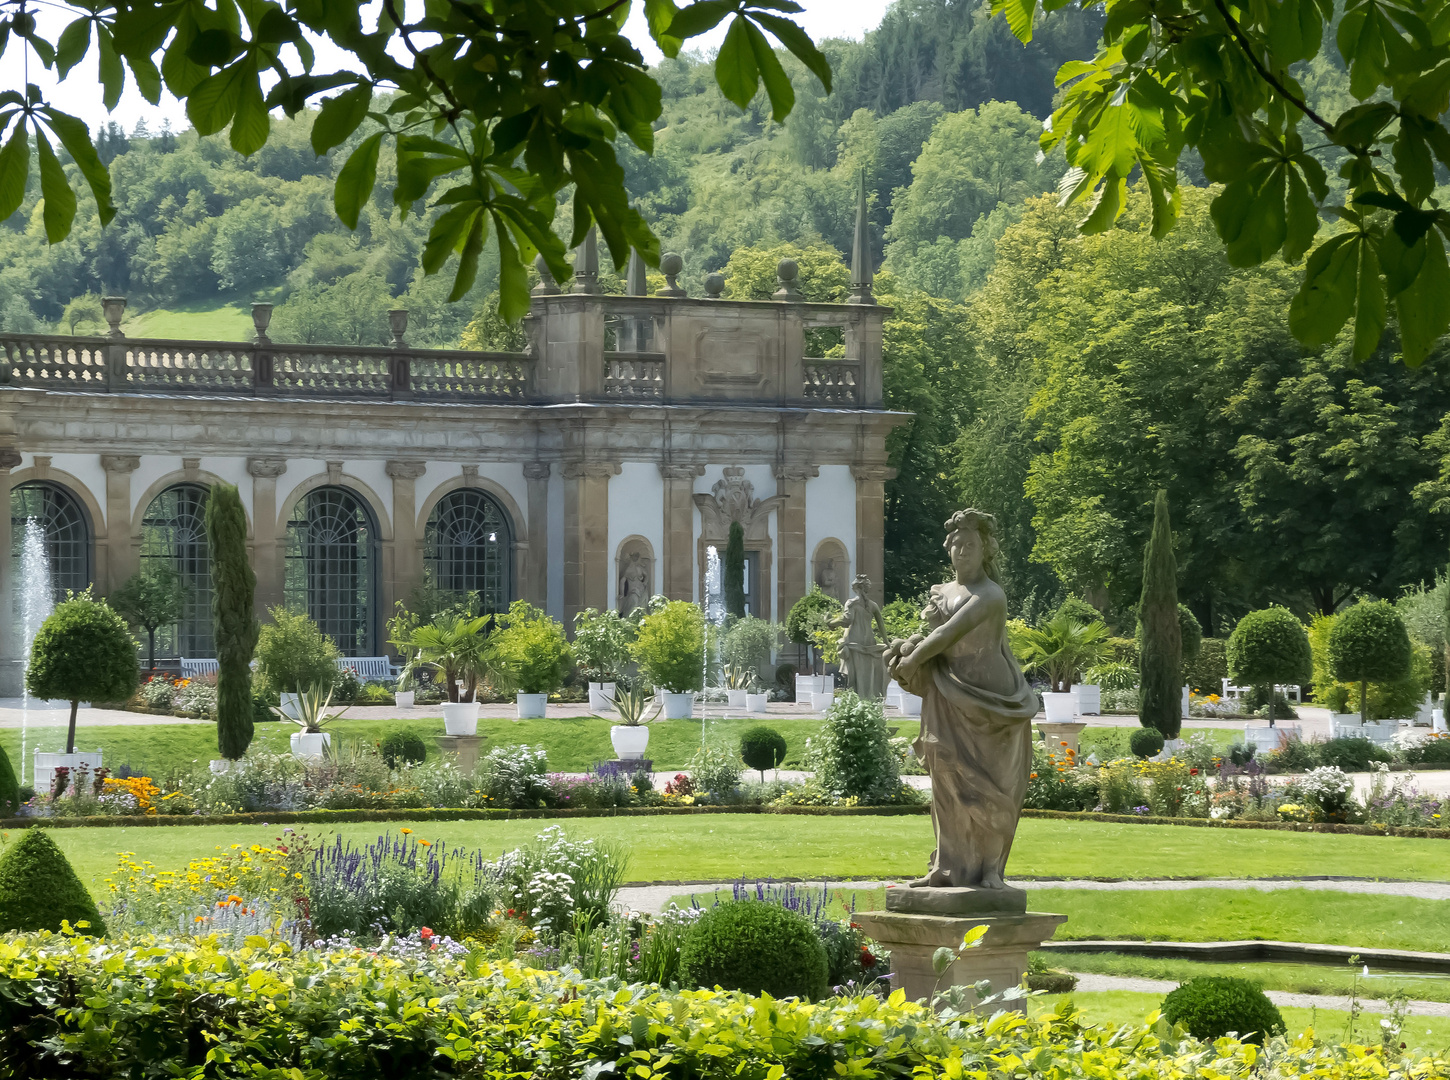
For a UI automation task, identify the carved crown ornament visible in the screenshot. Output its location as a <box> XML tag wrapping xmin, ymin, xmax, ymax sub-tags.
<box><xmin>693</xmin><ymin>467</ymin><xmax>785</xmax><ymax>542</ymax></box>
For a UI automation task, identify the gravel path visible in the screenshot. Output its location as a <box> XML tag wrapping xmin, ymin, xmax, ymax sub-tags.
<box><xmin>1073</xmin><ymin>973</ymin><xmax>1450</xmax><ymax>1018</ymax></box>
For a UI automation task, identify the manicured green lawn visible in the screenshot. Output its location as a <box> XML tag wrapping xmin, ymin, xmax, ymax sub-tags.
<box><xmin>1032</xmin><ymin>991</ymin><xmax>1450</xmax><ymax>1054</ymax></box>
<box><xmin>1047</xmin><ymin>951</ymin><xmax>1450</xmax><ymax>1004</ymax></box>
<box><xmin>1077</xmin><ymin>726</ymin><xmax>1239</xmax><ymax>759</ymax></box>
<box><xmin>122</xmin><ymin>302</ymin><xmax>255</xmax><ymax>339</ymax></box>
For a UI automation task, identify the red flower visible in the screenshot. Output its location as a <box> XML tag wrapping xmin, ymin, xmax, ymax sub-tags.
<box><xmin>860</xmin><ymin>948</ymin><xmax>876</xmax><ymax>967</ymax></box>
<box><xmin>420</xmin><ymin>927</ymin><xmax>434</xmax><ymax>939</ymax></box>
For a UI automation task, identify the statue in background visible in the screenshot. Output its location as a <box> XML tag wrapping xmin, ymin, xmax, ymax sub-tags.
<box><xmin>885</xmin><ymin>509</ymin><xmax>1038</xmax><ymax>893</ymax></box>
<box><xmin>830</xmin><ymin>573</ymin><xmax>887</xmax><ymax>699</ymax></box>
<box><xmin>618</xmin><ymin>553</ymin><xmax>650</xmax><ymax>615</ymax></box>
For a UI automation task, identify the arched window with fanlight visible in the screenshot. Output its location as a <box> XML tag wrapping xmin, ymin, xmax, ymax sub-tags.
<box><xmin>284</xmin><ymin>486</ymin><xmax>377</xmax><ymax>655</ymax></box>
<box><xmin>424</xmin><ymin>489</ymin><xmax>513</xmax><ymax>613</ymax></box>
<box><xmin>139</xmin><ymin>483</ymin><xmax>213</xmax><ymax>659</ymax></box>
<box><xmin>11</xmin><ymin>481</ymin><xmax>91</xmax><ymax>605</ymax></box>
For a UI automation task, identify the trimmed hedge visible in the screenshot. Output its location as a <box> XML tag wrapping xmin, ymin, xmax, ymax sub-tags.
<box><xmin>0</xmin><ymin>830</ymin><xmax>105</xmax><ymax>936</ymax></box>
<box><xmin>681</xmin><ymin>900</ymin><xmax>828</xmax><ymax>999</ymax></box>
<box><xmin>1162</xmin><ymin>976</ymin><xmax>1286</xmax><ymax>1044</ymax></box>
<box><xmin>0</xmin><ymin>935</ymin><xmax>1438</xmax><ymax>1079</ymax></box>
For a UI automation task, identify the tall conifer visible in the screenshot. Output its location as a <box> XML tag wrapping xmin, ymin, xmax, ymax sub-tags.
<box><xmin>724</xmin><ymin>521</ymin><xmax>746</xmax><ymax>618</ymax></box>
<box><xmin>1138</xmin><ymin>490</ymin><xmax>1183</xmax><ymax>738</ymax></box>
<box><xmin>206</xmin><ymin>483</ymin><xmax>259</xmax><ymax>760</ymax></box>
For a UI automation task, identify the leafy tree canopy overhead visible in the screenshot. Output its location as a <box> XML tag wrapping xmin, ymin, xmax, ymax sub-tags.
<box><xmin>0</xmin><ymin>0</ymin><xmax>834</xmax><ymax>322</ymax></box>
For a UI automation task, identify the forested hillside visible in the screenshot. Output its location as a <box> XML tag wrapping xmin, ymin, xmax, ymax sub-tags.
<box><xmin>0</xmin><ymin>0</ymin><xmax>1444</xmax><ymax>627</ymax></box>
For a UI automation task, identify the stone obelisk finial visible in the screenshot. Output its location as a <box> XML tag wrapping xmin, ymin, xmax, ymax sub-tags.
<box><xmin>848</xmin><ymin>168</ymin><xmax>874</xmax><ymax>305</ymax></box>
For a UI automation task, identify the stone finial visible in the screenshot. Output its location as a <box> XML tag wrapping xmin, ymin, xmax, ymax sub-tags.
<box><xmin>573</xmin><ymin>227</ymin><xmax>600</xmax><ymax>294</ymax></box>
<box><xmin>773</xmin><ymin>258</ymin><xmax>802</xmax><ymax>301</ymax></box>
<box><xmin>101</xmin><ymin>296</ymin><xmax>126</xmax><ymax>339</ymax></box>
<box><xmin>849</xmin><ymin>167</ymin><xmax>874</xmax><ymax>304</ymax></box>
<box><xmin>388</xmin><ymin>309</ymin><xmax>409</xmax><ymax>346</ymax></box>
<box><xmin>533</xmin><ymin>254</ymin><xmax>561</xmax><ymax>295</ymax></box>
<box><xmin>251</xmin><ymin>302</ymin><xmax>273</xmax><ymax>343</ymax></box>
<box><xmin>657</xmin><ymin>252</ymin><xmax>686</xmax><ymax>298</ymax></box>
<box><xmin>626</xmin><ymin>248</ymin><xmax>649</xmax><ymax>296</ymax></box>
<box><xmin>704</xmin><ymin>272</ymin><xmax>725</xmax><ymax>299</ymax></box>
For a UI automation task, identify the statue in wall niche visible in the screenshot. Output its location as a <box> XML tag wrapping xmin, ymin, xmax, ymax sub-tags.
<box><xmin>884</xmin><ymin>508</ymin><xmax>1038</xmax><ymax>898</ymax></box>
<box><xmin>817</xmin><ymin>557</ymin><xmax>839</xmax><ymax>598</ymax></box>
<box><xmin>618</xmin><ymin>552</ymin><xmax>651</xmax><ymax>615</ymax></box>
<box><xmin>830</xmin><ymin>574</ymin><xmax>888</xmax><ymax>699</ymax></box>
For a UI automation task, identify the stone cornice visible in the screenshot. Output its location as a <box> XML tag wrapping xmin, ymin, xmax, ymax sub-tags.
<box><xmin>774</xmin><ymin>464</ymin><xmax>819</xmax><ymax>482</ymax></box>
<box><xmin>562</xmin><ymin>461</ymin><xmax>622</xmax><ymax>479</ymax></box>
<box><xmin>850</xmin><ymin>464</ymin><xmax>897</xmax><ymax>484</ymax></box>
<box><xmin>658</xmin><ymin>463</ymin><xmax>705</xmax><ymax>480</ymax></box>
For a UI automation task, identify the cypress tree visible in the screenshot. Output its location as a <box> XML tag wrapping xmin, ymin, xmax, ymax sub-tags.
<box><xmin>206</xmin><ymin>483</ymin><xmax>259</xmax><ymax>760</ymax></box>
<box><xmin>724</xmin><ymin>520</ymin><xmax>746</xmax><ymax>618</ymax></box>
<box><xmin>1138</xmin><ymin>490</ymin><xmax>1183</xmax><ymax>738</ymax></box>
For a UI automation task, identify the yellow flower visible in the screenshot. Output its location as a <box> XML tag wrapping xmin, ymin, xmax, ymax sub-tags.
<box><xmin>400</xmin><ymin>828</ymin><xmax>413</xmax><ymax>835</ymax></box>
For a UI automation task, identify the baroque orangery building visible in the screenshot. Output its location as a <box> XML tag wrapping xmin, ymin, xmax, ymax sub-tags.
<box><xmin>0</xmin><ymin>235</ymin><xmax>901</xmax><ymax>692</ymax></box>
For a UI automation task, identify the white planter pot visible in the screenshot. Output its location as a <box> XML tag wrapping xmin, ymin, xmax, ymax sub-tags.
<box><xmin>1244</xmin><ymin>724</ymin><xmax>1301</xmax><ymax>751</ymax></box>
<box><xmin>886</xmin><ymin>679</ymin><xmax>903</xmax><ymax>709</ymax></box>
<box><xmin>900</xmin><ymin>691</ymin><xmax>923</xmax><ymax>717</ymax></box>
<box><xmin>394</xmin><ymin>690</ymin><xmax>415</xmax><ymax>709</ymax></box>
<box><xmin>1042</xmin><ymin>691</ymin><xmax>1076</xmax><ymax>723</ymax></box>
<box><xmin>1332</xmin><ymin>717</ymin><xmax>1397</xmax><ymax>745</ymax></box>
<box><xmin>280</xmin><ymin>692</ymin><xmax>303</xmax><ymax>722</ymax></box>
<box><xmin>1436</xmin><ymin>708</ymin><xmax>1447</xmax><ymax>733</ymax></box>
<box><xmin>514</xmin><ymin>694</ymin><xmax>546</xmax><ymax>721</ymax></box>
<box><xmin>33</xmin><ymin>750</ymin><xmax>103</xmax><ymax>795</ymax></box>
<box><xmin>662</xmin><ymin>691</ymin><xmax>695</xmax><ymax>719</ymax></box>
<box><xmin>290</xmin><ymin>731</ymin><xmax>331</xmax><ymax>759</ymax></box>
<box><xmin>795</xmin><ymin>674</ymin><xmax>828</xmax><ymax>701</ymax></box>
<box><xmin>610</xmin><ymin>724</ymin><xmax>651</xmax><ymax>760</ymax></box>
<box><xmin>811</xmin><ymin>691</ymin><xmax>835</xmax><ymax>712</ymax></box>
<box><xmin>746</xmin><ymin>692</ymin><xmax>769</xmax><ymax>713</ymax></box>
<box><xmin>209</xmin><ymin>758</ymin><xmax>248</xmax><ymax>774</ymax></box>
<box><xmin>588</xmin><ymin>682</ymin><xmax>617</xmax><ymax>712</ymax></box>
<box><xmin>446</xmin><ymin>700</ymin><xmax>482</xmax><ymax>732</ymax></box>
<box><xmin>727</xmin><ymin>689</ymin><xmax>749</xmax><ymax>709</ymax></box>
<box><xmin>1071</xmin><ymin>683</ymin><xmax>1101</xmax><ymax>716</ymax></box>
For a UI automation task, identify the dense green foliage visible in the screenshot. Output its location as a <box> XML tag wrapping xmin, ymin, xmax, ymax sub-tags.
<box><xmin>107</xmin><ymin>567</ymin><xmax>185</xmax><ymax>673</ymax></box>
<box><xmin>786</xmin><ymin>587</ymin><xmax>843</xmax><ymax>674</ymax></box>
<box><xmin>25</xmin><ymin>593</ymin><xmax>138</xmax><ymax>754</ymax></box>
<box><xmin>1227</xmin><ymin>609</ymin><xmax>1313</xmax><ymax>726</ymax></box>
<box><xmin>1138</xmin><ymin>492</ymin><xmax>1184</xmax><ymax>740</ymax></box>
<box><xmin>722</xmin><ymin>616</ymin><xmax>778</xmax><ymax>671</ymax></box>
<box><xmin>681</xmin><ymin>901</ymin><xmax>829</xmax><ymax>999</ymax></box>
<box><xmin>632</xmin><ymin>601</ymin><xmax>705</xmax><ymax>694</ymax></box>
<box><xmin>0</xmin><ymin>831</ymin><xmax>105</xmax><ymax>936</ymax></box>
<box><xmin>255</xmin><ymin>608</ymin><xmax>340</xmax><ymax>696</ymax></box>
<box><xmin>809</xmin><ymin>692</ymin><xmax>902</xmax><ymax>805</ymax></box>
<box><xmin>1129</xmin><ymin>728</ymin><xmax>1165</xmax><ymax>760</ymax></box>
<box><xmin>1329</xmin><ymin>601</ymin><xmax>1414</xmax><ymax>723</ymax></box>
<box><xmin>724</xmin><ymin>522</ymin><xmax>746</xmax><ymax>619</ymax></box>
<box><xmin>487</xmin><ymin>603</ymin><xmax>571</xmax><ymax>697</ymax></box>
<box><xmin>0</xmin><ymin>749</ymin><xmax>19</xmax><ymax>817</ymax></box>
<box><xmin>379</xmin><ymin>731</ymin><xmax>429</xmax><ymax>769</ymax></box>
<box><xmin>1161</xmin><ymin>977</ymin><xmax>1286</xmax><ymax>1045</ymax></box>
<box><xmin>206</xmin><ymin>483</ymin><xmax>259</xmax><ymax>760</ymax></box>
<box><xmin>739</xmin><ymin>726</ymin><xmax>788</xmax><ymax>781</ymax></box>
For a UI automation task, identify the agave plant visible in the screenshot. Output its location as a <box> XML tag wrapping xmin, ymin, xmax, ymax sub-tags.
<box><xmin>723</xmin><ymin>662</ymin><xmax>757</xmax><ymax>691</ymax></box>
<box><xmin>1015</xmin><ymin>614</ymin><xmax>1112</xmax><ymax>694</ymax></box>
<box><xmin>273</xmin><ymin>683</ymin><xmax>347</xmax><ymax>734</ymax></box>
<box><xmin>601</xmin><ymin>682</ymin><xmax>661</xmax><ymax>727</ymax></box>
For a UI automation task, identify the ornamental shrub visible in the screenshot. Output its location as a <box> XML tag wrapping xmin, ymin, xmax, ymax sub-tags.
<box><xmin>1183</xmin><ymin>636</ymin><xmax>1228</xmax><ymax>694</ymax></box>
<box><xmin>489</xmin><ymin>601</ymin><xmax>571</xmax><ymax>695</ymax></box>
<box><xmin>1226</xmin><ymin>608</ymin><xmax>1312</xmax><ymax>726</ymax></box>
<box><xmin>681</xmin><ymin>900</ymin><xmax>829</xmax><ymax>999</ymax></box>
<box><xmin>632</xmin><ymin>601</ymin><xmax>705</xmax><ymax>693</ymax></box>
<box><xmin>739</xmin><ymin>726</ymin><xmax>787</xmax><ymax>781</ymax></box>
<box><xmin>1055</xmin><ymin>596</ymin><xmax>1106</xmax><ymax>630</ymax></box>
<box><xmin>724</xmin><ymin>521</ymin><xmax>746</xmax><ymax>619</ymax></box>
<box><xmin>1329</xmin><ymin>600</ymin><xmax>1414</xmax><ymax>724</ymax></box>
<box><xmin>1316</xmin><ymin>736</ymin><xmax>1391</xmax><ymax>772</ymax></box>
<box><xmin>0</xmin><ymin>829</ymin><xmax>105</xmax><ymax>936</ymax></box>
<box><xmin>1162</xmin><ymin>977</ymin><xmax>1285</xmax><ymax>1044</ymax></box>
<box><xmin>809</xmin><ymin>692</ymin><xmax>900</xmax><ymax>804</ymax></box>
<box><xmin>207</xmin><ymin>482</ymin><xmax>260</xmax><ymax>760</ymax></box>
<box><xmin>722</xmin><ymin>615</ymin><xmax>778</xmax><ymax>671</ymax></box>
<box><xmin>379</xmin><ymin>730</ymin><xmax>428</xmax><ymax>768</ymax></box>
<box><xmin>255</xmin><ymin>607</ymin><xmax>339</xmax><ymax>695</ymax></box>
<box><xmin>0</xmin><ymin>748</ymin><xmax>19</xmax><ymax>816</ymax></box>
<box><xmin>1137</xmin><ymin>490</ymin><xmax>1183</xmax><ymax>739</ymax></box>
<box><xmin>26</xmin><ymin>591</ymin><xmax>139</xmax><ymax>754</ymax></box>
<box><xmin>1129</xmin><ymin>727</ymin><xmax>1165</xmax><ymax>759</ymax></box>
<box><xmin>785</xmin><ymin>586</ymin><xmax>841</xmax><ymax>675</ymax></box>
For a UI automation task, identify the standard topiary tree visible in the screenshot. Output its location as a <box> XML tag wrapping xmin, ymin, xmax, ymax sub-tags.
<box><xmin>0</xmin><ymin>829</ymin><xmax>106</xmax><ymax>935</ymax></box>
<box><xmin>26</xmin><ymin>591</ymin><xmax>138</xmax><ymax>754</ymax></box>
<box><xmin>1328</xmin><ymin>600</ymin><xmax>1413</xmax><ymax>726</ymax></box>
<box><xmin>680</xmin><ymin>901</ymin><xmax>828</xmax><ymax>999</ymax></box>
<box><xmin>1161</xmin><ymin>977</ymin><xmax>1285</xmax><ymax>1044</ymax></box>
<box><xmin>0</xmin><ymin>748</ymin><xmax>19</xmax><ymax>816</ymax></box>
<box><xmin>207</xmin><ymin>482</ymin><xmax>260</xmax><ymax>761</ymax></box>
<box><xmin>739</xmin><ymin>725</ymin><xmax>787</xmax><ymax>781</ymax></box>
<box><xmin>786</xmin><ymin>586</ymin><xmax>842</xmax><ymax>677</ymax></box>
<box><xmin>108</xmin><ymin>566</ymin><xmax>186</xmax><ymax>673</ymax></box>
<box><xmin>1137</xmin><ymin>490</ymin><xmax>1183</xmax><ymax>739</ymax></box>
<box><xmin>1129</xmin><ymin>727</ymin><xmax>1165</xmax><ymax>759</ymax></box>
<box><xmin>1226</xmin><ymin>607</ymin><xmax>1312</xmax><ymax>728</ymax></box>
<box><xmin>724</xmin><ymin>520</ymin><xmax>746</xmax><ymax>619</ymax></box>
<box><xmin>255</xmin><ymin>608</ymin><xmax>340</xmax><ymax>696</ymax></box>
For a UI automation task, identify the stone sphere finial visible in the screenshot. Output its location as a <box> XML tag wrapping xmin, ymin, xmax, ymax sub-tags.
<box><xmin>657</xmin><ymin>252</ymin><xmax>686</xmax><ymax>298</ymax></box>
<box><xmin>704</xmin><ymin>272</ymin><xmax>725</xmax><ymax>299</ymax></box>
<box><xmin>773</xmin><ymin>257</ymin><xmax>802</xmax><ymax>301</ymax></box>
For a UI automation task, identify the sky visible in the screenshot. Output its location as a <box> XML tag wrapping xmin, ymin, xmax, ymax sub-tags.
<box><xmin>13</xmin><ymin>0</ymin><xmax>896</xmax><ymax>137</ymax></box>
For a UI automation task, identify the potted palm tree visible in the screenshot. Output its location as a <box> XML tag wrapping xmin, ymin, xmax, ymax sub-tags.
<box><xmin>1016</xmin><ymin>613</ymin><xmax>1112</xmax><ymax>722</ymax></box>
<box><xmin>277</xmin><ymin>684</ymin><xmax>347</xmax><ymax>758</ymax></box>
<box><xmin>403</xmin><ymin>614</ymin><xmax>489</xmax><ymax>734</ymax></box>
<box><xmin>600</xmin><ymin>681</ymin><xmax>661</xmax><ymax>759</ymax></box>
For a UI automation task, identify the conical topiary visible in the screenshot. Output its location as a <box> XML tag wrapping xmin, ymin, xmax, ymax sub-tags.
<box><xmin>0</xmin><ymin>829</ymin><xmax>105</xmax><ymax>935</ymax></box>
<box><xmin>1138</xmin><ymin>490</ymin><xmax>1183</xmax><ymax>739</ymax></box>
<box><xmin>0</xmin><ymin>747</ymin><xmax>19</xmax><ymax>817</ymax></box>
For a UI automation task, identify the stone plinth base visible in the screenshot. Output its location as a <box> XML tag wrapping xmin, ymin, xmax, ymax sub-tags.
<box><xmin>434</xmin><ymin>734</ymin><xmax>484</xmax><ymax>773</ymax></box>
<box><xmin>0</xmin><ymin>659</ymin><xmax>23</xmax><ymax>697</ymax></box>
<box><xmin>886</xmin><ymin>885</ymin><xmax>1027</xmax><ymax>917</ymax></box>
<box><xmin>1038</xmin><ymin>721</ymin><xmax>1087</xmax><ymax>755</ymax></box>
<box><xmin>854</xmin><ymin>909</ymin><xmax>1067</xmax><ymax>1008</ymax></box>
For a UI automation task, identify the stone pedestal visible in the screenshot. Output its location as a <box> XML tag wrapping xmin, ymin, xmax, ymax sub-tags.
<box><xmin>854</xmin><ymin>903</ymin><xmax>1067</xmax><ymax>1008</ymax></box>
<box><xmin>434</xmin><ymin>734</ymin><xmax>485</xmax><ymax>773</ymax></box>
<box><xmin>1038</xmin><ymin>721</ymin><xmax>1087</xmax><ymax>756</ymax></box>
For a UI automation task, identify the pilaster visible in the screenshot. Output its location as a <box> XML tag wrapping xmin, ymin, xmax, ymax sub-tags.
<box><xmin>851</xmin><ymin>464</ymin><xmax>895</xmax><ymax>606</ymax></box>
<box><xmin>100</xmin><ymin>454</ymin><xmax>140</xmax><ymax>591</ymax></box>
<box><xmin>774</xmin><ymin>464</ymin><xmax>817</xmax><ymax>630</ymax></box>
<box><xmin>562</xmin><ymin>460</ymin><xmax>617</xmax><ymax>627</ymax></box>
<box><xmin>248</xmin><ymin>457</ymin><xmax>286</xmax><ymax>617</ymax></box>
<box><xmin>385</xmin><ymin>459</ymin><xmax>427</xmax><ymax>626</ymax></box>
<box><xmin>659</xmin><ymin>463</ymin><xmax>703</xmax><ymax>601</ymax></box>
<box><xmin>523</xmin><ymin>462</ymin><xmax>550</xmax><ymax>607</ymax></box>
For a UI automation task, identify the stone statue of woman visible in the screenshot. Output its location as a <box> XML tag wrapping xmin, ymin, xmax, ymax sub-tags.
<box><xmin>829</xmin><ymin>573</ymin><xmax>888</xmax><ymax>698</ymax></box>
<box><xmin>885</xmin><ymin>509</ymin><xmax>1038</xmax><ymax>895</ymax></box>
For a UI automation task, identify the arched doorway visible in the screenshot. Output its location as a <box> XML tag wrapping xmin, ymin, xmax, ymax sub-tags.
<box><xmin>284</xmin><ymin>486</ymin><xmax>377</xmax><ymax>655</ymax></box>
<box><xmin>139</xmin><ymin>483</ymin><xmax>213</xmax><ymax>658</ymax></box>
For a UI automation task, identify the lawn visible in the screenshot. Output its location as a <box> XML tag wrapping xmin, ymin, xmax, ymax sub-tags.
<box><xmin>1077</xmin><ymin>726</ymin><xmax>1240</xmax><ymax>760</ymax></box>
<box><xmin>1046</xmin><ymin>951</ymin><xmax>1450</xmax><ymax>1004</ymax></box>
<box><xmin>1032</xmin><ymin>991</ymin><xmax>1450</xmax><ymax>1055</ymax></box>
<box><xmin>122</xmin><ymin>302</ymin><xmax>256</xmax><ymax>340</ymax></box>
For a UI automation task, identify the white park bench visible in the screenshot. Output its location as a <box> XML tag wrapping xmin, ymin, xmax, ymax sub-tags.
<box><xmin>337</xmin><ymin>656</ymin><xmax>398</xmax><ymax>682</ymax></box>
<box><xmin>1221</xmin><ymin>679</ymin><xmax>1301</xmax><ymax>703</ymax></box>
<box><xmin>180</xmin><ymin>657</ymin><xmax>220</xmax><ymax>678</ymax></box>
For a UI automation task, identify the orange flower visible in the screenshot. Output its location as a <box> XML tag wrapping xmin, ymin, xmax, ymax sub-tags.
<box><xmin>418</xmin><ymin>839</ymin><xmax>433</xmax><ymax>847</ymax></box>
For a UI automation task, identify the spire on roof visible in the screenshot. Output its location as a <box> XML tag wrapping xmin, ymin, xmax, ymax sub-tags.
<box><xmin>848</xmin><ymin>168</ymin><xmax>873</xmax><ymax>305</ymax></box>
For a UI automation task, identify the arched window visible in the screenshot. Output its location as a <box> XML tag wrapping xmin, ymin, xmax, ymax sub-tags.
<box><xmin>11</xmin><ymin>481</ymin><xmax>90</xmax><ymax>603</ymax></box>
<box><xmin>424</xmin><ymin>489</ymin><xmax>513</xmax><ymax>612</ymax></box>
<box><xmin>140</xmin><ymin>484</ymin><xmax>213</xmax><ymax>658</ymax></box>
<box><xmin>284</xmin><ymin>486</ymin><xmax>376</xmax><ymax>655</ymax></box>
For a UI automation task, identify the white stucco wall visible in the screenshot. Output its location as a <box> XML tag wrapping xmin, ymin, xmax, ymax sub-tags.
<box><xmin>28</xmin><ymin>453</ymin><xmax>109</xmax><ymax>528</ymax></box>
<box><xmin>608</xmin><ymin>462</ymin><xmax>664</xmax><ymax>611</ymax></box>
<box><xmin>805</xmin><ymin>464</ymin><xmax>857</xmax><ymax>583</ymax></box>
<box><xmin>693</xmin><ymin>464</ymin><xmax>779</xmax><ymax>615</ymax></box>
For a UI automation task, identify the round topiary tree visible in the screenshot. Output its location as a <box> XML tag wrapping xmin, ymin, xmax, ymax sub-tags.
<box><xmin>26</xmin><ymin>591</ymin><xmax>139</xmax><ymax>754</ymax></box>
<box><xmin>785</xmin><ymin>587</ymin><xmax>841</xmax><ymax>678</ymax></box>
<box><xmin>380</xmin><ymin>730</ymin><xmax>428</xmax><ymax>768</ymax></box>
<box><xmin>1328</xmin><ymin>599</ymin><xmax>1413</xmax><ymax>726</ymax></box>
<box><xmin>739</xmin><ymin>725</ymin><xmax>787</xmax><ymax>781</ymax></box>
<box><xmin>631</xmin><ymin>600</ymin><xmax>706</xmax><ymax>693</ymax></box>
<box><xmin>680</xmin><ymin>900</ymin><xmax>828</xmax><ymax>999</ymax></box>
<box><xmin>1129</xmin><ymin>727</ymin><xmax>1165</xmax><ymax>759</ymax></box>
<box><xmin>0</xmin><ymin>828</ymin><xmax>106</xmax><ymax>935</ymax></box>
<box><xmin>1226</xmin><ymin>607</ymin><xmax>1313</xmax><ymax>728</ymax></box>
<box><xmin>1161</xmin><ymin>976</ymin><xmax>1286</xmax><ymax>1044</ymax></box>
